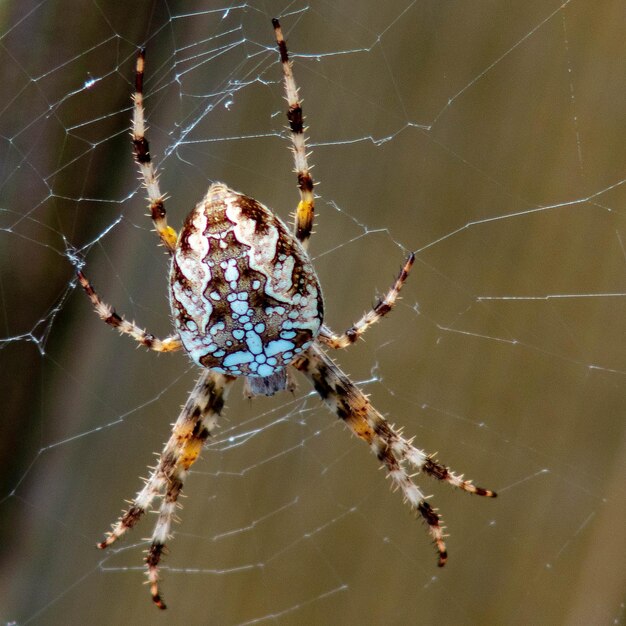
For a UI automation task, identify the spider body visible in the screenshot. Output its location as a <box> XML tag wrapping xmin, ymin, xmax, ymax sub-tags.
<box><xmin>76</xmin><ymin>19</ymin><xmax>495</xmax><ymax>610</ymax></box>
<box><xmin>170</xmin><ymin>183</ymin><xmax>322</xmax><ymax>385</ymax></box>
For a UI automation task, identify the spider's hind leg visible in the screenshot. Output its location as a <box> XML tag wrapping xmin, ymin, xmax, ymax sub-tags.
<box><xmin>98</xmin><ymin>369</ymin><xmax>236</xmax><ymax>609</ymax></box>
<box><xmin>292</xmin><ymin>344</ymin><xmax>496</xmax><ymax>566</ymax></box>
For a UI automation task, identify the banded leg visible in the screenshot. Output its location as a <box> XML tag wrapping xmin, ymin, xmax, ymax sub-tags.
<box><xmin>133</xmin><ymin>50</ymin><xmax>178</xmax><ymax>252</ymax></box>
<box><xmin>98</xmin><ymin>369</ymin><xmax>236</xmax><ymax>609</ymax></box>
<box><xmin>291</xmin><ymin>344</ymin><xmax>496</xmax><ymax>566</ymax></box>
<box><xmin>272</xmin><ymin>18</ymin><xmax>315</xmax><ymax>249</ymax></box>
<box><xmin>77</xmin><ymin>270</ymin><xmax>182</xmax><ymax>352</ymax></box>
<box><xmin>319</xmin><ymin>252</ymin><xmax>415</xmax><ymax>349</ymax></box>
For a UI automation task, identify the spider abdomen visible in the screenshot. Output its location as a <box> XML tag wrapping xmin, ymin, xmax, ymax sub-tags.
<box><xmin>170</xmin><ymin>183</ymin><xmax>323</xmax><ymax>377</ymax></box>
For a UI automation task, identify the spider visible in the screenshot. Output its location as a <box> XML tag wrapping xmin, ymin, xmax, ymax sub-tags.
<box><xmin>77</xmin><ymin>19</ymin><xmax>496</xmax><ymax>609</ymax></box>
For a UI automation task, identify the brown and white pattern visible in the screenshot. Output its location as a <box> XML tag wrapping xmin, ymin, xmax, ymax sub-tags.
<box><xmin>170</xmin><ymin>183</ymin><xmax>323</xmax><ymax>383</ymax></box>
<box><xmin>76</xmin><ymin>18</ymin><xmax>496</xmax><ymax>610</ymax></box>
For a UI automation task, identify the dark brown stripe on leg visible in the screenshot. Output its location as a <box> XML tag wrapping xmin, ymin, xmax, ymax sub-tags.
<box><xmin>418</xmin><ymin>500</ymin><xmax>448</xmax><ymax>567</ymax></box>
<box><xmin>146</xmin><ymin>542</ymin><xmax>167</xmax><ymax>610</ymax></box>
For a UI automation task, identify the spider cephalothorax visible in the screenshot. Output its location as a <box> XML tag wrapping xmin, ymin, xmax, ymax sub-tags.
<box><xmin>76</xmin><ymin>18</ymin><xmax>496</xmax><ymax>610</ymax></box>
<box><xmin>170</xmin><ymin>183</ymin><xmax>322</xmax><ymax>395</ymax></box>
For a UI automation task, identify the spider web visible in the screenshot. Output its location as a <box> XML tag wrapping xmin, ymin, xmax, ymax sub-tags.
<box><xmin>1</xmin><ymin>1</ymin><xmax>625</xmax><ymax>624</ymax></box>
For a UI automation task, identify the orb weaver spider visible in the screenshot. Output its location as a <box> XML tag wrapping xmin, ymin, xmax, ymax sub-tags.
<box><xmin>77</xmin><ymin>18</ymin><xmax>496</xmax><ymax>609</ymax></box>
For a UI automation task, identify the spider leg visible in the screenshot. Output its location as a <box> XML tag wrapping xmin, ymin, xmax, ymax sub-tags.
<box><xmin>319</xmin><ymin>252</ymin><xmax>415</xmax><ymax>349</ymax></box>
<box><xmin>133</xmin><ymin>50</ymin><xmax>178</xmax><ymax>253</ymax></box>
<box><xmin>77</xmin><ymin>270</ymin><xmax>182</xmax><ymax>352</ymax></box>
<box><xmin>292</xmin><ymin>344</ymin><xmax>496</xmax><ymax>566</ymax></box>
<box><xmin>272</xmin><ymin>18</ymin><xmax>315</xmax><ymax>250</ymax></box>
<box><xmin>98</xmin><ymin>369</ymin><xmax>236</xmax><ymax>610</ymax></box>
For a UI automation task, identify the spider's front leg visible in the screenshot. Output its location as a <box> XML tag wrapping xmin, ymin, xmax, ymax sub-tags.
<box><xmin>272</xmin><ymin>18</ymin><xmax>315</xmax><ymax>249</ymax></box>
<box><xmin>292</xmin><ymin>344</ymin><xmax>496</xmax><ymax>566</ymax></box>
<box><xmin>98</xmin><ymin>369</ymin><xmax>236</xmax><ymax>609</ymax></box>
<box><xmin>132</xmin><ymin>50</ymin><xmax>178</xmax><ymax>253</ymax></box>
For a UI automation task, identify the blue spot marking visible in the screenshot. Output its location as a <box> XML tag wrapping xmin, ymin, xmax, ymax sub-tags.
<box><xmin>231</xmin><ymin>300</ymin><xmax>248</xmax><ymax>315</ymax></box>
<box><xmin>223</xmin><ymin>351</ymin><xmax>255</xmax><ymax>367</ymax></box>
<box><xmin>265</xmin><ymin>339</ymin><xmax>295</xmax><ymax>358</ymax></box>
<box><xmin>256</xmin><ymin>363</ymin><xmax>274</xmax><ymax>376</ymax></box>
<box><xmin>224</xmin><ymin>262</ymin><xmax>239</xmax><ymax>282</ymax></box>
<box><xmin>245</xmin><ymin>331</ymin><xmax>263</xmax><ymax>355</ymax></box>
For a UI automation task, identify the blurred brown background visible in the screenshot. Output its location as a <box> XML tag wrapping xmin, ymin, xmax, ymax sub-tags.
<box><xmin>1</xmin><ymin>1</ymin><xmax>624</xmax><ymax>624</ymax></box>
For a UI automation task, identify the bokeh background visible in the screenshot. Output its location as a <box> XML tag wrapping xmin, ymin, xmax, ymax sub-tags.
<box><xmin>1</xmin><ymin>1</ymin><xmax>625</xmax><ymax>624</ymax></box>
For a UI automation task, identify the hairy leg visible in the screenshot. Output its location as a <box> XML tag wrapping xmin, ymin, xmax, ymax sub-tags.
<box><xmin>292</xmin><ymin>344</ymin><xmax>496</xmax><ymax>566</ymax></box>
<box><xmin>77</xmin><ymin>270</ymin><xmax>182</xmax><ymax>352</ymax></box>
<box><xmin>272</xmin><ymin>18</ymin><xmax>315</xmax><ymax>249</ymax></box>
<box><xmin>132</xmin><ymin>50</ymin><xmax>178</xmax><ymax>252</ymax></box>
<box><xmin>319</xmin><ymin>253</ymin><xmax>415</xmax><ymax>349</ymax></box>
<box><xmin>98</xmin><ymin>369</ymin><xmax>236</xmax><ymax>609</ymax></box>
